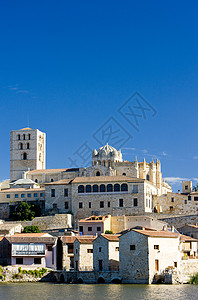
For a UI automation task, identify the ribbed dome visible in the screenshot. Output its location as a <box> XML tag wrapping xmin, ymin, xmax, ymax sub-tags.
<box><xmin>97</xmin><ymin>143</ymin><xmax>118</xmax><ymax>156</ymax></box>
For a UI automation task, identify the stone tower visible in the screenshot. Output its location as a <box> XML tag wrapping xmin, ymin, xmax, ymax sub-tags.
<box><xmin>10</xmin><ymin>127</ymin><xmax>46</xmax><ymax>182</ymax></box>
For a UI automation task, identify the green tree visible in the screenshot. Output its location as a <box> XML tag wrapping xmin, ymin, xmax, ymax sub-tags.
<box><xmin>193</xmin><ymin>183</ymin><xmax>198</xmax><ymax>192</ymax></box>
<box><xmin>10</xmin><ymin>202</ymin><xmax>35</xmax><ymax>221</ymax></box>
<box><xmin>23</xmin><ymin>226</ymin><xmax>41</xmax><ymax>233</ymax></box>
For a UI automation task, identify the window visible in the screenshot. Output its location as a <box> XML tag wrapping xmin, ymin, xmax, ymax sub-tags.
<box><xmin>88</xmin><ymin>227</ymin><xmax>92</xmax><ymax>232</ymax></box>
<box><xmin>34</xmin><ymin>258</ymin><xmax>41</xmax><ymax>264</ymax></box>
<box><xmin>194</xmin><ymin>197</ymin><xmax>198</xmax><ymax>201</ymax></box>
<box><xmin>27</xmin><ymin>193</ymin><xmax>31</xmax><ymax>198</ymax></box>
<box><xmin>107</xmin><ymin>184</ymin><xmax>113</xmax><ymax>192</ymax></box>
<box><xmin>86</xmin><ymin>185</ymin><xmax>91</xmax><ymax>193</ymax></box>
<box><xmin>97</xmin><ymin>227</ymin><xmax>101</xmax><ymax>232</ymax></box>
<box><xmin>19</xmin><ymin>143</ymin><xmax>23</xmax><ymax>150</ymax></box>
<box><xmin>53</xmin><ymin>203</ymin><xmax>57</xmax><ymax>209</ymax></box>
<box><xmin>40</xmin><ymin>193</ymin><xmax>44</xmax><ymax>197</ymax></box>
<box><xmin>188</xmin><ymin>195</ymin><xmax>191</xmax><ymax>200</ymax></box>
<box><xmin>47</xmin><ymin>245</ymin><xmax>53</xmax><ymax>251</ymax></box>
<box><xmin>174</xmin><ymin>262</ymin><xmax>177</xmax><ymax>268</ymax></box>
<box><xmin>114</xmin><ymin>184</ymin><xmax>120</xmax><ymax>192</ymax></box>
<box><xmin>21</xmin><ymin>194</ymin><xmax>25</xmax><ymax>198</ymax></box>
<box><xmin>51</xmin><ymin>189</ymin><xmax>55</xmax><ymax>197</ymax></box>
<box><xmin>78</xmin><ymin>185</ymin><xmax>84</xmax><ymax>193</ymax></box>
<box><xmin>115</xmin><ymin>247</ymin><xmax>119</xmax><ymax>251</ymax></box>
<box><xmin>27</xmin><ymin>143</ymin><xmax>30</xmax><ymax>149</ymax></box>
<box><xmin>16</xmin><ymin>258</ymin><xmax>23</xmax><ymax>264</ymax></box>
<box><xmin>130</xmin><ymin>245</ymin><xmax>135</xmax><ymax>250</ymax></box>
<box><xmin>170</xmin><ymin>206</ymin><xmax>173</xmax><ymax>211</ymax></box>
<box><xmin>51</xmin><ymin>179</ymin><xmax>54</xmax><ymax>182</ymax></box>
<box><xmin>34</xmin><ymin>193</ymin><xmax>38</xmax><ymax>197</ymax></box>
<box><xmin>100</xmin><ymin>184</ymin><xmax>105</xmax><ymax>192</ymax></box>
<box><xmin>87</xmin><ymin>249</ymin><xmax>93</xmax><ymax>253</ymax></box>
<box><xmin>171</xmin><ymin>197</ymin><xmax>174</xmax><ymax>202</ymax></box>
<box><xmin>79</xmin><ymin>202</ymin><xmax>83</xmax><ymax>209</ymax></box>
<box><xmin>79</xmin><ymin>226</ymin><xmax>83</xmax><ymax>233</ymax></box>
<box><xmin>184</xmin><ymin>200</ymin><xmax>187</xmax><ymax>204</ymax></box>
<box><xmin>35</xmin><ymin>179</ymin><xmax>38</xmax><ymax>183</ymax></box>
<box><xmin>108</xmin><ymin>161</ymin><xmax>111</xmax><ymax>167</ymax></box>
<box><xmin>154</xmin><ymin>245</ymin><xmax>159</xmax><ymax>250</ymax></box>
<box><xmin>99</xmin><ymin>247</ymin><xmax>102</xmax><ymax>252</ymax></box>
<box><xmin>134</xmin><ymin>198</ymin><xmax>138</xmax><ymax>207</ymax></box>
<box><xmin>64</xmin><ymin>189</ymin><xmax>68</xmax><ymax>197</ymax></box>
<box><xmin>93</xmin><ymin>184</ymin><xmax>99</xmax><ymax>193</ymax></box>
<box><xmin>15</xmin><ymin>194</ymin><xmax>19</xmax><ymax>198</ymax></box>
<box><xmin>28</xmin><ymin>134</ymin><xmax>31</xmax><ymax>140</ymax></box>
<box><xmin>155</xmin><ymin>259</ymin><xmax>159</xmax><ymax>271</ymax></box>
<box><xmin>6</xmin><ymin>194</ymin><xmax>10</xmax><ymax>198</ymax></box>
<box><xmin>122</xmin><ymin>173</ymin><xmax>126</xmax><ymax>176</ymax></box>
<box><xmin>23</xmin><ymin>152</ymin><xmax>27</xmax><ymax>160</ymax></box>
<box><xmin>68</xmin><ymin>244</ymin><xmax>73</xmax><ymax>254</ymax></box>
<box><xmin>108</xmin><ymin>201</ymin><xmax>110</xmax><ymax>207</ymax></box>
<box><xmin>96</xmin><ymin>171</ymin><xmax>100</xmax><ymax>176</ymax></box>
<box><xmin>23</xmin><ymin>134</ymin><xmax>25</xmax><ymax>140</ymax></box>
<box><xmin>133</xmin><ymin>185</ymin><xmax>138</xmax><ymax>193</ymax></box>
<box><xmin>146</xmin><ymin>174</ymin><xmax>150</xmax><ymax>181</ymax></box>
<box><xmin>99</xmin><ymin>260</ymin><xmax>103</xmax><ymax>271</ymax></box>
<box><xmin>18</xmin><ymin>134</ymin><xmax>20</xmax><ymax>140</ymax></box>
<box><xmin>89</xmin><ymin>202</ymin><xmax>91</xmax><ymax>208</ymax></box>
<box><xmin>119</xmin><ymin>199</ymin><xmax>123</xmax><ymax>207</ymax></box>
<box><xmin>121</xmin><ymin>183</ymin><xmax>128</xmax><ymax>191</ymax></box>
<box><xmin>103</xmin><ymin>161</ymin><xmax>106</xmax><ymax>166</ymax></box>
<box><xmin>185</xmin><ymin>185</ymin><xmax>188</xmax><ymax>190</ymax></box>
<box><xmin>65</xmin><ymin>202</ymin><xmax>69</xmax><ymax>209</ymax></box>
<box><xmin>100</xmin><ymin>201</ymin><xmax>104</xmax><ymax>208</ymax></box>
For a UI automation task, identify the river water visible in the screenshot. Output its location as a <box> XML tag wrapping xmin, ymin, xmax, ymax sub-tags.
<box><xmin>0</xmin><ymin>282</ymin><xmax>197</xmax><ymax>300</ymax></box>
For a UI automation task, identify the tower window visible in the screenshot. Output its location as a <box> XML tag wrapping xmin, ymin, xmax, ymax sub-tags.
<box><xmin>27</xmin><ymin>143</ymin><xmax>30</xmax><ymax>149</ymax></box>
<box><xmin>19</xmin><ymin>143</ymin><xmax>23</xmax><ymax>150</ymax></box>
<box><xmin>28</xmin><ymin>134</ymin><xmax>31</xmax><ymax>140</ymax></box>
<box><xmin>51</xmin><ymin>179</ymin><xmax>54</xmax><ymax>182</ymax></box>
<box><xmin>146</xmin><ymin>174</ymin><xmax>150</xmax><ymax>181</ymax></box>
<box><xmin>35</xmin><ymin>179</ymin><xmax>38</xmax><ymax>183</ymax></box>
<box><xmin>23</xmin><ymin>134</ymin><xmax>25</xmax><ymax>140</ymax></box>
<box><xmin>96</xmin><ymin>171</ymin><xmax>100</xmax><ymax>176</ymax></box>
<box><xmin>23</xmin><ymin>152</ymin><xmax>27</xmax><ymax>160</ymax></box>
<box><xmin>18</xmin><ymin>134</ymin><xmax>20</xmax><ymax>140</ymax></box>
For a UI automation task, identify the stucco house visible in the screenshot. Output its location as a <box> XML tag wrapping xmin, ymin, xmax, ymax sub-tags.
<box><xmin>74</xmin><ymin>236</ymin><xmax>96</xmax><ymax>271</ymax></box>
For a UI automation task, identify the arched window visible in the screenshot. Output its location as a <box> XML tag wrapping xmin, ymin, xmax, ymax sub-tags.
<box><xmin>100</xmin><ymin>184</ymin><xmax>106</xmax><ymax>192</ymax></box>
<box><xmin>146</xmin><ymin>174</ymin><xmax>150</xmax><ymax>181</ymax></box>
<box><xmin>19</xmin><ymin>143</ymin><xmax>23</xmax><ymax>150</ymax></box>
<box><xmin>86</xmin><ymin>185</ymin><xmax>91</xmax><ymax>193</ymax></box>
<box><xmin>121</xmin><ymin>183</ymin><xmax>128</xmax><ymax>191</ymax></box>
<box><xmin>96</xmin><ymin>171</ymin><xmax>100</xmax><ymax>176</ymax></box>
<box><xmin>108</xmin><ymin>161</ymin><xmax>111</xmax><ymax>167</ymax></box>
<box><xmin>93</xmin><ymin>185</ymin><xmax>99</xmax><ymax>193</ymax></box>
<box><xmin>23</xmin><ymin>152</ymin><xmax>27</xmax><ymax>160</ymax></box>
<box><xmin>27</xmin><ymin>143</ymin><xmax>30</xmax><ymax>149</ymax></box>
<box><xmin>107</xmin><ymin>184</ymin><xmax>113</xmax><ymax>192</ymax></box>
<box><xmin>28</xmin><ymin>134</ymin><xmax>31</xmax><ymax>140</ymax></box>
<box><xmin>122</xmin><ymin>173</ymin><xmax>126</xmax><ymax>176</ymax></box>
<box><xmin>103</xmin><ymin>161</ymin><xmax>106</xmax><ymax>166</ymax></box>
<box><xmin>98</xmin><ymin>161</ymin><xmax>101</xmax><ymax>165</ymax></box>
<box><xmin>23</xmin><ymin>134</ymin><xmax>25</xmax><ymax>140</ymax></box>
<box><xmin>51</xmin><ymin>179</ymin><xmax>54</xmax><ymax>182</ymax></box>
<box><xmin>114</xmin><ymin>184</ymin><xmax>120</xmax><ymax>192</ymax></box>
<box><xmin>35</xmin><ymin>179</ymin><xmax>38</xmax><ymax>183</ymax></box>
<box><xmin>78</xmin><ymin>185</ymin><xmax>84</xmax><ymax>193</ymax></box>
<box><xmin>18</xmin><ymin>134</ymin><xmax>20</xmax><ymax>140</ymax></box>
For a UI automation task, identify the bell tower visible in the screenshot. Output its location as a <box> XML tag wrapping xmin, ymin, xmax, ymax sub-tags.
<box><xmin>10</xmin><ymin>127</ymin><xmax>46</xmax><ymax>182</ymax></box>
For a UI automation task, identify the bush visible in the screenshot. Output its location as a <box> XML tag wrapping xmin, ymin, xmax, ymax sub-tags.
<box><xmin>190</xmin><ymin>273</ymin><xmax>198</xmax><ymax>284</ymax></box>
<box><xmin>105</xmin><ymin>230</ymin><xmax>113</xmax><ymax>234</ymax></box>
<box><xmin>23</xmin><ymin>226</ymin><xmax>41</xmax><ymax>233</ymax></box>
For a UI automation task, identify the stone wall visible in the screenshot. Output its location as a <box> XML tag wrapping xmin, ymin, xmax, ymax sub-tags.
<box><xmin>21</xmin><ymin>214</ymin><xmax>72</xmax><ymax>230</ymax></box>
<box><xmin>159</xmin><ymin>215</ymin><xmax>198</xmax><ymax>229</ymax></box>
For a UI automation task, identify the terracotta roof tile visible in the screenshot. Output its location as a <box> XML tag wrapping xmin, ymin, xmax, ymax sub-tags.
<box><xmin>61</xmin><ymin>236</ymin><xmax>76</xmax><ymax>243</ymax></box>
<box><xmin>26</xmin><ymin>169</ymin><xmax>69</xmax><ymax>174</ymax></box>
<box><xmin>101</xmin><ymin>234</ymin><xmax>120</xmax><ymax>241</ymax></box>
<box><xmin>180</xmin><ymin>234</ymin><xmax>198</xmax><ymax>242</ymax></box>
<box><xmin>76</xmin><ymin>236</ymin><xmax>96</xmax><ymax>244</ymax></box>
<box><xmin>131</xmin><ymin>230</ymin><xmax>179</xmax><ymax>238</ymax></box>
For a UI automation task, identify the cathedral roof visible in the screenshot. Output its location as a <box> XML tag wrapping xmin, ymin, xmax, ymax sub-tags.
<box><xmin>93</xmin><ymin>143</ymin><xmax>122</xmax><ymax>159</ymax></box>
<box><xmin>20</xmin><ymin>127</ymin><xmax>33</xmax><ymax>131</ymax></box>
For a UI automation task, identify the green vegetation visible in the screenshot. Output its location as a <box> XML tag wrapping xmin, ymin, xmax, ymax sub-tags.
<box><xmin>23</xmin><ymin>226</ymin><xmax>41</xmax><ymax>233</ymax></box>
<box><xmin>9</xmin><ymin>202</ymin><xmax>41</xmax><ymax>221</ymax></box>
<box><xmin>193</xmin><ymin>183</ymin><xmax>198</xmax><ymax>192</ymax></box>
<box><xmin>190</xmin><ymin>273</ymin><xmax>198</xmax><ymax>284</ymax></box>
<box><xmin>105</xmin><ymin>230</ymin><xmax>113</xmax><ymax>234</ymax></box>
<box><xmin>18</xmin><ymin>267</ymin><xmax>48</xmax><ymax>278</ymax></box>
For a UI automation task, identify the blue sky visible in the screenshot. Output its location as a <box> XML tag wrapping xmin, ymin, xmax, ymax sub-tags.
<box><xmin>0</xmin><ymin>0</ymin><xmax>198</xmax><ymax>191</ymax></box>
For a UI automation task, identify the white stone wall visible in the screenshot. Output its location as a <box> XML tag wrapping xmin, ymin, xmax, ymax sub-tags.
<box><xmin>74</xmin><ymin>240</ymin><xmax>93</xmax><ymax>271</ymax></box>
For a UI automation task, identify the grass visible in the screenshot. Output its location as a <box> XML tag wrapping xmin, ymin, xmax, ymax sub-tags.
<box><xmin>190</xmin><ymin>273</ymin><xmax>198</xmax><ymax>284</ymax></box>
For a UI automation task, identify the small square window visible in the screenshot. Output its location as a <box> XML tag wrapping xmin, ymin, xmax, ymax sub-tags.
<box><xmin>79</xmin><ymin>202</ymin><xmax>83</xmax><ymax>209</ymax></box>
<box><xmin>184</xmin><ymin>200</ymin><xmax>187</xmax><ymax>204</ymax></box>
<box><xmin>15</xmin><ymin>194</ymin><xmax>19</xmax><ymax>198</ymax></box>
<box><xmin>34</xmin><ymin>258</ymin><xmax>41</xmax><ymax>264</ymax></box>
<box><xmin>47</xmin><ymin>245</ymin><xmax>53</xmax><ymax>251</ymax></box>
<box><xmin>97</xmin><ymin>227</ymin><xmax>101</xmax><ymax>232</ymax></box>
<box><xmin>6</xmin><ymin>194</ymin><xmax>10</xmax><ymax>198</ymax></box>
<box><xmin>115</xmin><ymin>247</ymin><xmax>119</xmax><ymax>251</ymax></box>
<box><xmin>154</xmin><ymin>245</ymin><xmax>159</xmax><ymax>250</ymax></box>
<box><xmin>34</xmin><ymin>193</ymin><xmax>38</xmax><ymax>197</ymax></box>
<box><xmin>53</xmin><ymin>203</ymin><xmax>57</xmax><ymax>209</ymax></box>
<box><xmin>100</xmin><ymin>201</ymin><xmax>104</xmax><ymax>208</ymax></box>
<box><xmin>194</xmin><ymin>197</ymin><xmax>198</xmax><ymax>201</ymax></box>
<box><xmin>188</xmin><ymin>195</ymin><xmax>191</xmax><ymax>200</ymax></box>
<box><xmin>88</xmin><ymin>227</ymin><xmax>92</xmax><ymax>232</ymax></box>
<box><xmin>21</xmin><ymin>194</ymin><xmax>25</xmax><ymax>198</ymax></box>
<box><xmin>16</xmin><ymin>258</ymin><xmax>23</xmax><ymax>264</ymax></box>
<box><xmin>87</xmin><ymin>249</ymin><xmax>93</xmax><ymax>253</ymax></box>
<box><xmin>171</xmin><ymin>197</ymin><xmax>174</xmax><ymax>202</ymax></box>
<box><xmin>130</xmin><ymin>245</ymin><xmax>135</xmax><ymax>250</ymax></box>
<box><xmin>170</xmin><ymin>206</ymin><xmax>173</xmax><ymax>211</ymax></box>
<box><xmin>27</xmin><ymin>193</ymin><xmax>31</xmax><ymax>198</ymax></box>
<box><xmin>185</xmin><ymin>185</ymin><xmax>188</xmax><ymax>190</ymax></box>
<box><xmin>40</xmin><ymin>193</ymin><xmax>44</xmax><ymax>197</ymax></box>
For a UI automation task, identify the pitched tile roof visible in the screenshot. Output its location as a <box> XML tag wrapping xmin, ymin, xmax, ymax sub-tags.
<box><xmin>61</xmin><ymin>236</ymin><xmax>76</xmax><ymax>243</ymax></box>
<box><xmin>75</xmin><ymin>236</ymin><xmax>96</xmax><ymax>244</ymax></box>
<box><xmin>45</xmin><ymin>179</ymin><xmax>72</xmax><ymax>185</ymax></box>
<box><xmin>128</xmin><ymin>229</ymin><xmax>179</xmax><ymax>238</ymax></box>
<box><xmin>26</xmin><ymin>169</ymin><xmax>69</xmax><ymax>174</ymax></box>
<box><xmin>72</xmin><ymin>176</ymin><xmax>144</xmax><ymax>184</ymax></box>
<box><xmin>180</xmin><ymin>234</ymin><xmax>198</xmax><ymax>242</ymax></box>
<box><xmin>101</xmin><ymin>234</ymin><xmax>120</xmax><ymax>241</ymax></box>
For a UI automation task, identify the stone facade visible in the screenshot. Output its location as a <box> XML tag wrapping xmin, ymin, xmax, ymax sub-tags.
<box><xmin>10</xmin><ymin>128</ymin><xmax>46</xmax><ymax>182</ymax></box>
<box><xmin>74</xmin><ymin>237</ymin><xmax>95</xmax><ymax>271</ymax></box>
<box><xmin>93</xmin><ymin>234</ymin><xmax>119</xmax><ymax>272</ymax></box>
<box><xmin>78</xmin><ymin>215</ymin><xmax>111</xmax><ymax>235</ymax></box>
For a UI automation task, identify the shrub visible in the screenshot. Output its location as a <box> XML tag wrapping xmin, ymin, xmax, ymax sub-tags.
<box><xmin>190</xmin><ymin>273</ymin><xmax>198</xmax><ymax>284</ymax></box>
<box><xmin>23</xmin><ymin>226</ymin><xmax>41</xmax><ymax>233</ymax></box>
<box><xmin>105</xmin><ymin>230</ymin><xmax>113</xmax><ymax>234</ymax></box>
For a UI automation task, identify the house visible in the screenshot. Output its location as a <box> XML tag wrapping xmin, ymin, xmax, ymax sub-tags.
<box><xmin>93</xmin><ymin>234</ymin><xmax>119</xmax><ymax>272</ymax></box>
<box><xmin>180</xmin><ymin>234</ymin><xmax>198</xmax><ymax>259</ymax></box>
<box><xmin>8</xmin><ymin>233</ymin><xmax>57</xmax><ymax>269</ymax></box>
<box><xmin>74</xmin><ymin>236</ymin><xmax>96</xmax><ymax>271</ymax></box>
<box><xmin>178</xmin><ymin>224</ymin><xmax>198</xmax><ymax>239</ymax></box>
<box><xmin>58</xmin><ymin>236</ymin><xmax>76</xmax><ymax>270</ymax></box>
<box><xmin>0</xmin><ymin>222</ymin><xmax>22</xmax><ymax>235</ymax></box>
<box><xmin>0</xmin><ymin>237</ymin><xmax>11</xmax><ymax>266</ymax></box>
<box><xmin>119</xmin><ymin>229</ymin><xmax>180</xmax><ymax>284</ymax></box>
<box><xmin>78</xmin><ymin>215</ymin><xmax>111</xmax><ymax>235</ymax></box>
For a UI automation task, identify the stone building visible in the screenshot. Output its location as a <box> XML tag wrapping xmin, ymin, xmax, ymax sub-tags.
<box><xmin>59</xmin><ymin>236</ymin><xmax>76</xmax><ymax>271</ymax></box>
<box><xmin>119</xmin><ymin>229</ymin><xmax>180</xmax><ymax>284</ymax></box>
<box><xmin>178</xmin><ymin>224</ymin><xmax>198</xmax><ymax>240</ymax></box>
<box><xmin>10</xmin><ymin>127</ymin><xmax>46</xmax><ymax>182</ymax></box>
<box><xmin>74</xmin><ymin>236</ymin><xmax>96</xmax><ymax>271</ymax></box>
<box><xmin>78</xmin><ymin>215</ymin><xmax>111</xmax><ymax>236</ymax></box>
<box><xmin>93</xmin><ymin>234</ymin><xmax>119</xmax><ymax>272</ymax></box>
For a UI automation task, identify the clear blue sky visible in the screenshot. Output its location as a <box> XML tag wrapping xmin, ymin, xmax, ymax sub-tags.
<box><xmin>0</xmin><ymin>0</ymin><xmax>198</xmax><ymax>191</ymax></box>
